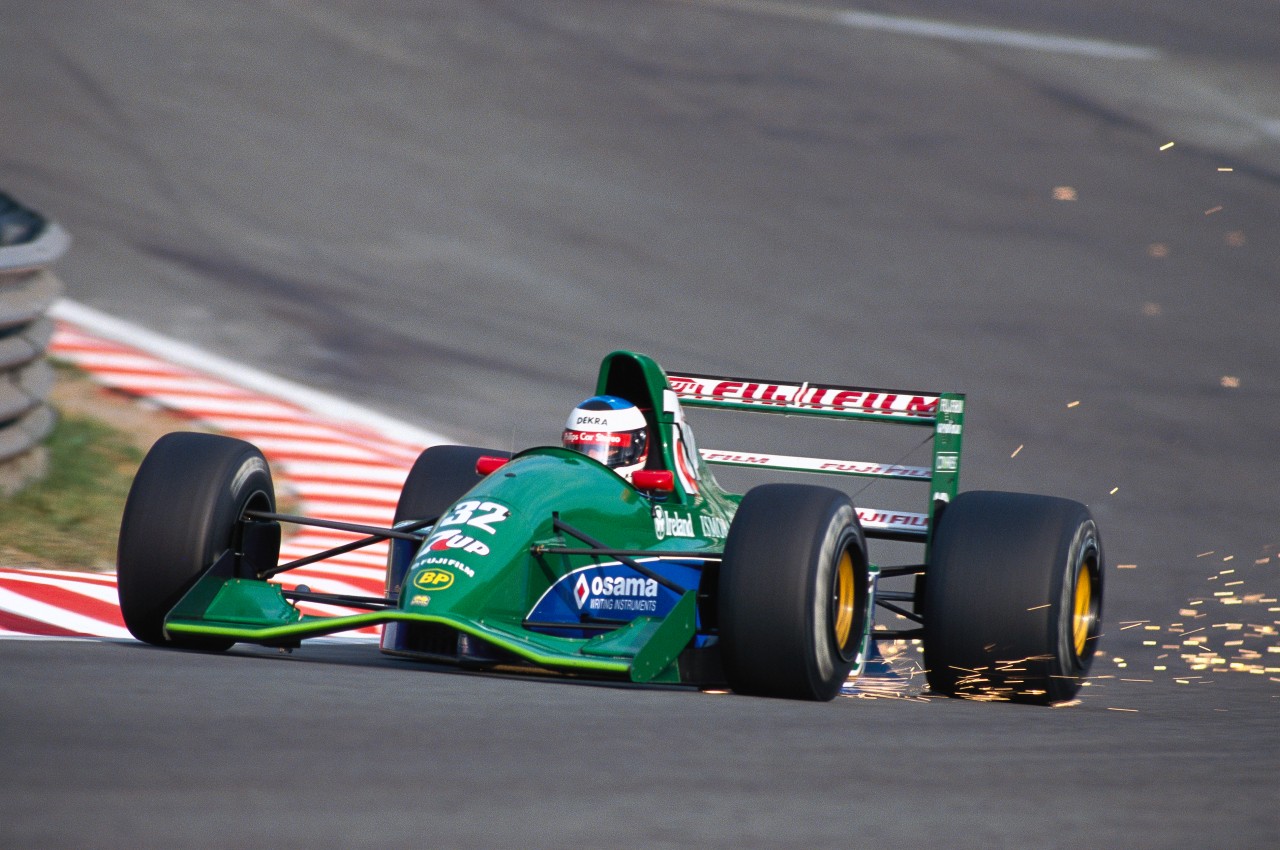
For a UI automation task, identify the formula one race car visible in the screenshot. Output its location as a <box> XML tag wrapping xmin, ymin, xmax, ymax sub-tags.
<box><xmin>117</xmin><ymin>350</ymin><xmax>1103</xmax><ymax>703</ymax></box>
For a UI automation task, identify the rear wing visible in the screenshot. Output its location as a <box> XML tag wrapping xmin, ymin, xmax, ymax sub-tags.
<box><xmin>666</xmin><ymin>372</ymin><xmax>965</xmax><ymax>543</ymax></box>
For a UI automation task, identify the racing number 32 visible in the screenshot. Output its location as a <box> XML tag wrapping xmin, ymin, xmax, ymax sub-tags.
<box><xmin>438</xmin><ymin>500</ymin><xmax>510</xmax><ymax>534</ymax></box>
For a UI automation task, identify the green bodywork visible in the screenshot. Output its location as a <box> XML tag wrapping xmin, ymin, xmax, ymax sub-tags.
<box><xmin>161</xmin><ymin>350</ymin><xmax>962</xmax><ymax>687</ymax></box>
<box><xmin>165</xmin><ymin>352</ymin><xmax>739</xmax><ymax>684</ymax></box>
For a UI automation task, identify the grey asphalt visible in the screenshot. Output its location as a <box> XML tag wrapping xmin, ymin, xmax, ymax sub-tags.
<box><xmin>2</xmin><ymin>2</ymin><xmax>1277</xmax><ymax>847</ymax></box>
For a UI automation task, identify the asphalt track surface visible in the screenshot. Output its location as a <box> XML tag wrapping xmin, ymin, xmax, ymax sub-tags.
<box><xmin>2</xmin><ymin>2</ymin><xmax>1278</xmax><ymax>847</ymax></box>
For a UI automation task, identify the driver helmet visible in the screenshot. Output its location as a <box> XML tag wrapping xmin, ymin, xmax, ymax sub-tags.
<box><xmin>562</xmin><ymin>395</ymin><xmax>649</xmax><ymax>481</ymax></box>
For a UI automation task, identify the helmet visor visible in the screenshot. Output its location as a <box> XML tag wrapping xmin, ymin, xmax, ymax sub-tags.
<box><xmin>562</xmin><ymin>427</ymin><xmax>647</xmax><ymax>469</ymax></box>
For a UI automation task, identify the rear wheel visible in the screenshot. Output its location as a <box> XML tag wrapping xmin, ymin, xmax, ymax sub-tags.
<box><xmin>117</xmin><ymin>432</ymin><xmax>278</xmax><ymax>649</ymax></box>
<box><xmin>718</xmin><ymin>484</ymin><xmax>869</xmax><ymax>701</ymax></box>
<box><xmin>923</xmin><ymin>490</ymin><xmax>1104</xmax><ymax>704</ymax></box>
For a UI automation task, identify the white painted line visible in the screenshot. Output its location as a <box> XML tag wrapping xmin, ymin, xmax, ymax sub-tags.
<box><xmin>143</xmin><ymin>396</ymin><xmax>307</xmax><ymax>419</ymax></box>
<box><xmin>51</xmin><ymin>298</ymin><xmax>451</xmax><ymax>448</ymax></box>
<box><xmin>69</xmin><ymin>373</ymin><xmax>257</xmax><ymax>398</ymax></box>
<box><xmin>244</xmin><ymin>438</ymin><xmax>393</xmax><ymax>462</ymax></box>
<box><xmin>287</xmin><ymin>481</ymin><xmax>400</xmax><ymax>503</ymax></box>
<box><xmin>0</xmin><ymin>634</ymin><xmax>128</xmax><ymax>642</ymax></box>
<box><xmin>284</xmin><ymin>461</ymin><xmax>412</xmax><ymax>485</ymax></box>
<box><xmin>0</xmin><ymin>587</ymin><xmax>131</xmax><ymax>639</ymax></box>
<box><xmin>190</xmin><ymin>417</ymin><xmax>374</xmax><ymax>441</ymax></box>
<box><xmin>0</xmin><ymin>571</ymin><xmax>121</xmax><ymax>604</ymax></box>
<box><xmin>11</xmin><ymin>569</ymin><xmax>118</xmax><ymax>585</ymax></box>
<box><xmin>671</xmin><ymin>0</ymin><xmax>1163</xmax><ymax>60</ymax></box>
<box><xmin>297</xmin><ymin>501</ymin><xmax>404</xmax><ymax>524</ymax></box>
<box><xmin>46</xmin><ymin>351</ymin><xmax>191</xmax><ymax>375</ymax></box>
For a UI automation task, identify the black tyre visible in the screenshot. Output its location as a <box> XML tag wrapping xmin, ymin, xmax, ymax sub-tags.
<box><xmin>923</xmin><ymin>490</ymin><xmax>1104</xmax><ymax>705</ymax></box>
<box><xmin>117</xmin><ymin>432</ymin><xmax>278</xmax><ymax>649</ymax></box>
<box><xmin>718</xmin><ymin>483</ymin><xmax>869</xmax><ymax>701</ymax></box>
<box><xmin>384</xmin><ymin>445</ymin><xmax>509</xmax><ymax>597</ymax></box>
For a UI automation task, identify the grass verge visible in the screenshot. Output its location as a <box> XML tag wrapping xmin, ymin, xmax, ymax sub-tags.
<box><xmin>0</xmin><ymin>361</ymin><xmax>216</xmax><ymax>572</ymax></box>
<box><xmin>0</xmin><ymin>413</ymin><xmax>142</xmax><ymax>571</ymax></box>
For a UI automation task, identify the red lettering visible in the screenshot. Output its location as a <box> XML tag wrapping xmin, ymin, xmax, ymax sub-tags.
<box><xmin>712</xmin><ymin>381</ymin><xmax>743</xmax><ymax>398</ymax></box>
<box><xmin>832</xmin><ymin>391</ymin><xmax>864</xmax><ymax>409</ymax></box>
<box><xmin>760</xmin><ymin>385</ymin><xmax>787</xmax><ymax>405</ymax></box>
<box><xmin>906</xmin><ymin>396</ymin><xmax>939</xmax><ymax>415</ymax></box>
<box><xmin>669</xmin><ymin>378</ymin><xmax>701</xmax><ymax>394</ymax></box>
<box><xmin>707</xmin><ymin>453</ymin><xmax>770</xmax><ymax>464</ymax></box>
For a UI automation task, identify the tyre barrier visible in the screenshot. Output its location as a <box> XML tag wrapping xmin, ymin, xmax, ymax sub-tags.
<box><xmin>0</xmin><ymin>192</ymin><xmax>70</xmax><ymax>495</ymax></box>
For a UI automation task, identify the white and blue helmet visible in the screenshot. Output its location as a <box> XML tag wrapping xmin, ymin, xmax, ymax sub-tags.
<box><xmin>562</xmin><ymin>395</ymin><xmax>649</xmax><ymax>481</ymax></box>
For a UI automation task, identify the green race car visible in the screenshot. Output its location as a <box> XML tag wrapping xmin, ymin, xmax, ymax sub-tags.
<box><xmin>117</xmin><ymin>350</ymin><xmax>1103</xmax><ymax>703</ymax></box>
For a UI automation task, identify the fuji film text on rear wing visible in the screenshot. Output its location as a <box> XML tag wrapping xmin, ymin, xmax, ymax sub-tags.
<box><xmin>667</xmin><ymin>372</ymin><xmax>945</xmax><ymax>424</ymax></box>
<box><xmin>667</xmin><ymin>371</ymin><xmax>965</xmax><ymax>542</ymax></box>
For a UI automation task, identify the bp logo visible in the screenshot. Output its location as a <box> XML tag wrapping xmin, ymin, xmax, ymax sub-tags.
<box><xmin>413</xmin><ymin>568</ymin><xmax>454</xmax><ymax>591</ymax></box>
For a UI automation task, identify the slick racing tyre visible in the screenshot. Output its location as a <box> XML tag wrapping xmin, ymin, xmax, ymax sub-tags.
<box><xmin>718</xmin><ymin>483</ymin><xmax>869</xmax><ymax>701</ymax></box>
<box><xmin>117</xmin><ymin>432</ymin><xmax>278</xmax><ymax>650</ymax></box>
<box><xmin>385</xmin><ymin>445</ymin><xmax>510</xmax><ymax>598</ymax></box>
<box><xmin>922</xmin><ymin>491</ymin><xmax>1104</xmax><ymax>705</ymax></box>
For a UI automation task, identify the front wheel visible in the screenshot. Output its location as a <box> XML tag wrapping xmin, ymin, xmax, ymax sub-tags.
<box><xmin>718</xmin><ymin>483</ymin><xmax>869</xmax><ymax>701</ymax></box>
<box><xmin>384</xmin><ymin>444</ymin><xmax>510</xmax><ymax>598</ymax></box>
<box><xmin>922</xmin><ymin>490</ymin><xmax>1104</xmax><ymax>705</ymax></box>
<box><xmin>117</xmin><ymin>432</ymin><xmax>278</xmax><ymax>649</ymax></box>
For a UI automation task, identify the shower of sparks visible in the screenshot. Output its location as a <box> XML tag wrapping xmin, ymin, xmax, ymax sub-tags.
<box><xmin>1220</xmin><ymin>376</ymin><xmax>1240</xmax><ymax>388</ymax></box>
<box><xmin>1067</xmin><ymin>400</ymin><xmax>1081</xmax><ymax>408</ymax></box>
<box><xmin>1092</xmin><ymin>545</ymin><xmax>1279</xmax><ymax>702</ymax></box>
<box><xmin>840</xmin><ymin>640</ymin><xmax>932</xmax><ymax>701</ymax></box>
<box><xmin>1052</xmin><ymin>186</ymin><xmax>1078</xmax><ymax>201</ymax></box>
<box><xmin>1148</xmin><ymin>243</ymin><xmax>1170</xmax><ymax>258</ymax></box>
<box><xmin>1109</xmin><ymin>487</ymin><xmax>1120</xmax><ymax>495</ymax></box>
<box><xmin>849</xmin><ymin>547</ymin><xmax>1278</xmax><ymax>706</ymax></box>
<box><xmin>1010</xmin><ymin>444</ymin><xmax>1023</xmax><ymax>458</ymax></box>
<box><xmin>1159</xmin><ymin>141</ymin><xmax>1175</xmax><ymax>151</ymax></box>
<box><xmin>1168</xmin><ymin>547</ymin><xmax>1277</xmax><ymax>677</ymax></box>
<box><xmin>1204</xmin><ymin>205</ymin><xmax>1224</xmax><ymax>215</ymax></box>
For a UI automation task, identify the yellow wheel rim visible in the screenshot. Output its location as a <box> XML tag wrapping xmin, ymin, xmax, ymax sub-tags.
<box><xmin>1071</xmin><ymin>567</ymin><xmax>1093</xmax><ymax>658</ymax></box>
<box><xmin>833</xmin><ymin>549</ymin><xmax>856</xmax><ymax>650</ymax></box>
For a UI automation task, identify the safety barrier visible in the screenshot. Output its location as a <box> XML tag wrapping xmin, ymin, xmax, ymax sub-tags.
<box><xmin>0</xmin><ymin>193</ymin><xmax>70</xmax><ymax>494</ymax></box>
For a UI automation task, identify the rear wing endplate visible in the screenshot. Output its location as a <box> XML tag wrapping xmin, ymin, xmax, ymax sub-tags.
<box><xmin>667</xmin><ymin>372</ymin><xmax>965</xmax><ymax>543</ymax></box>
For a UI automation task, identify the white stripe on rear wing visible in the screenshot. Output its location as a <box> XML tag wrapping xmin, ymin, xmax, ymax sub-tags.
<box><xmin>856</xmin><ymin>508</ymin><xmax>929</xmax><ymax>540</ymax></box>
<box><xmin>699</xmin><ymin>449</ymin><xmax>930</xmax><ymax>481</ymax></box>
<box><xmin>700</xmin><ymin>450</ymin><xmax>932</xmax><ymax>538</ymax></box>
<box><xmin>669</xmin><ymin>369</ymin><xmax>966</xmax><ymax>542</ymax></box>
<box><xmin>668</xmin><ymin>372</ymin><xmax>941</xmax><ymax>425</ymax></box>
